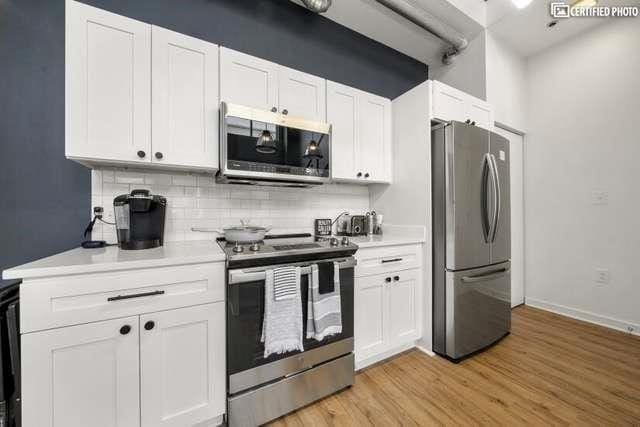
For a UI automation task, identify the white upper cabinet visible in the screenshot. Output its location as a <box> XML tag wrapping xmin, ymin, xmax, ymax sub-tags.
<box><xmin>152</xmin><ymin>26</ymin><xmax>219</xmax><ymax>170</ymax></box>
<box><xmin>220</xmin><ymin>48</ymin><xmax>326</xmax><ymax>121</ymax></box>
<box><xmin>431</xmin><ymin>80</ymin><xmax>494</xmax><ymax>130</ymax></box>
<box><xmin>140</xmin><ymin>303</ymin><xmax>225</xmax><ymax>427</ymax></box>
<box><xmin>22</xmin><ymin>316</ymin><xmax>141</xmax><ymax>427</ymax></box>
<box><xmin>278</xmin><ymin>66</ymin><xmax>326</xmax><ymax>121</ymax></box>
<box><xmin>66</xmin><ymin>0</ymin><xmax>151</xmax><ymax>164</ymax></box>
<box><xmin>328</xmin><ymin>81</ymin><xmax>392</xmax><ymax>184</ymax></box>
<box><xmin>358</xmin><ymin>92</ymin><xmax>392</xmax><ymax>183</ymax></box>
<box><xmin>327</xmin><ymin>81</ymin><xmax>358</xmax><ymax>181</ymax></box>
<box><xmin>219</xmin><ymin>47</ymin><xmax>279</xmax><ymax>112</ymax></box>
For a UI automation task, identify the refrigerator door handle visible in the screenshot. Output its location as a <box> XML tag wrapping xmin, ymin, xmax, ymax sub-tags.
<box><xmin>481</xmin><ymin>154</ymin><xmax>492</xmax><ymax>243</ymax></box>
<box><xmin>461</xmin><ymin>267</ymin><xmax>510</xmax><ymax>283</ymax></box>
<box><xmin>489</xmin><ymin>154</ymin><xmax>501</xmax><ymax>243</ymax></box>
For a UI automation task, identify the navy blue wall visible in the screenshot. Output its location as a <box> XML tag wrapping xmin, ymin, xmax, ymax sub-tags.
<box><xmin>0</xmin><ymin>0</ymin><xmax>427</xmax><ymax>283</ymax></box>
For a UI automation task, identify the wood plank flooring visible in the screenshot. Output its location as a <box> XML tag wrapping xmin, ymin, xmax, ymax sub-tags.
<box><xmin>269</xmin><ymin>306</ymin><xmax>640</xmax><ymax>426</ymax></box>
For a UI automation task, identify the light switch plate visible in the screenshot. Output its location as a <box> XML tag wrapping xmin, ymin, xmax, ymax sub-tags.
<box><xmin>595</xmin><ymin>268</ymin><xmax>610</xmax><ymax>284</ymax></box>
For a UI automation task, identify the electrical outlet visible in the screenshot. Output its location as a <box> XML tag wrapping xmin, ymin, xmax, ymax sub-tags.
<box><xmin>591</xmin><ymin>190</ymin><xmax>608</xmax><ymax>205</ymax></box>
<box><xmin>595</xmin><ymin>268</ymin><xmax>610</xmax><ymax>284</ymax></box>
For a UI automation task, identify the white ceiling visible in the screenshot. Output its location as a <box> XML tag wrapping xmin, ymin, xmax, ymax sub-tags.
<box><xmin>488</xmin><ymin>0</ymin><xmax>640</xmax><ymax>57</ymax></box>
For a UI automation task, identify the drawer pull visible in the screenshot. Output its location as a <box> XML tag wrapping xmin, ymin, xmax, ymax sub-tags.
<box><xmin>107</xmin><ymin>290</ymin><xmax>165</xmax><ymax>302</ymax></box>
<box><xmin>381</xmin><ymin>258</ymin><xmax>403</xmax><ymax>264</ymax></box>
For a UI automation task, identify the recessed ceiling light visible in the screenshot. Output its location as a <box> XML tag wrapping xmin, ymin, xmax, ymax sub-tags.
<box><xmin>572</xmin><ymin>0</ymin><xmax>598</xmax><ymax>7</ymax></box>
<box><xmin>511</xmin><ymin>0</ymin><xmax>533</xmax><ymax>9</ymax></box>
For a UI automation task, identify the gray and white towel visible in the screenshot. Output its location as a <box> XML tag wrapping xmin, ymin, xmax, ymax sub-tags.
<box><xmin>261</xmin><ymin>266</ymin><xmax>304</xmax><ymax>358</ymax></box>
<box><xmin>306</xmin><ymin>263</ymin><xmax>342</xmax><ymax>341</ymax></box>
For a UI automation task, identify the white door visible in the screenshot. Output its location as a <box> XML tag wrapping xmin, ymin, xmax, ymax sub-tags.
<box><xmin>387</xmin><ymin>269</ymin><xmax>420</xmax><ymax>346</ymax></box>
<box><xmin>355</xmin><ymin>275</ymin><xmax>387</xmax><ymax>361</ymax></box>
<box><xmin>358</xmin><ymin>93</ymin><xmax>392</xmax><ymax>183</ymax></box>
<box><xmin>140</xmin><ymin>303</ymin><xmax>225</xmax><ymax>427</ymax></box>
<box><xmin>219</xmin><ymin>47</ymin><xmax>279</xmax><ymax>112</ymax></box>
<box><xmin>22</xmin><ymin>316</ymin><xmax>140</xmax><ymax>427</ymax></box>
<box><xmin>467</xmin><ymin>98</ymin><xmax>494</xmax><ymax>130</ymax></box>
<box><xmin>152</xmin><ymin>26</ymin><xmax>219</xmax><ymax>170</ymax></box>
<box><xmin>278</xmin><ymin>66</ymin><xmax>326</xmax><ymax>121</ymax></box>
<box><xmin>66</xmin><ymin>0</ymin><xmax>151</xmax><ymax>163</ymax></box>
<box><xmin>431</xmin><ymin>81</ymin><xmax>466</xmax><ymax>123</ymax></box>
<box><xmin>494</xmin><ymin>126</ymin><xmax>525</xmax><ymax>307</ymax></box>
<box><xmin>327</xmin><ymin>81</ymin><xmax>359</xmax><ymax>181</ymax></box>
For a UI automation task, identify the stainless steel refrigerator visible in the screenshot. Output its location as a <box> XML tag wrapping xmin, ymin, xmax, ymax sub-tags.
<box><xmin>432</xmin><ymin>121</ymin><xmax>511</xmax><ymax>361</ymax></box>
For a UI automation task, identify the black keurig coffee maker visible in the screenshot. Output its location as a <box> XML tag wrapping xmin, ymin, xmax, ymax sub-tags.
<box><xmin>114</xmin><ymin>189</ymin><xmax>167</xmax><ymax>250</ymax></box>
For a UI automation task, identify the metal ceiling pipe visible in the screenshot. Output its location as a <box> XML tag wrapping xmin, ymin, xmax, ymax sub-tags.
<box><xmin>293</xmin><ymin>0</ymin><xmax>333</xmax><ymax>13</ymax></box>
<box><xmin>372</xmin><ymin>0</ymin><xmax>468</xmax><ymax>64</ymax></box>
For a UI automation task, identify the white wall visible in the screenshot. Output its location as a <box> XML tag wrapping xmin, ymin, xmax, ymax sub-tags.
<box><xmin>525</xmin><ymin>18</ymin><xmax>640</xmax><ymax>333</ymax></box>
<box><xmin>485</xmin><ymin>30</ymin><xmax>527</xmax><ymax>131</ymax></box>
<box><xmin>90</xmin><ymin>168</ymin><xmax>370</xmax><ymax>243</ymax></box>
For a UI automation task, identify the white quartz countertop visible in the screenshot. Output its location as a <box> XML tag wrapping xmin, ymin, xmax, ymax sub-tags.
<box><xmin>350</xmin><ymin>227</ymin><xmax>426</xmax><ymax>249</ymax></box>
<box><xmin>2</xmin><ymin>241</ymin><xmax>226</xmax><ymax>281</ymax></box>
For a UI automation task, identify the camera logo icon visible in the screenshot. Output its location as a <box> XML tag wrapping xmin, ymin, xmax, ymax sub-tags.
<box><xmin>550</xmin><ymin>2</ymin><xmax>571</xmax><ymax>18</ymax></box>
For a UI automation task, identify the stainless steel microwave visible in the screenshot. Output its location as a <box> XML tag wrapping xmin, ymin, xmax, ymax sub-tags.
<box><xmin>218</xmin><ymin>102</ymin><xmax>331</xmax><ymax>187</ymax></box>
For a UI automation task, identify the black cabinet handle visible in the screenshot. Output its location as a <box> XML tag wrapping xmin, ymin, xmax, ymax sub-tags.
<box><xmin>465</xmin><ymin>119</ymin><xmax>471</xmax><ymax>124</ymax></box>
<box><xmin>120</xmin><ymin>325</ymin><xmax>131</xmax><ymax>335</ymax></box>
<box><xmin>385</xmin><ymin>277</ymin><xmax>392</xmax><ymax>283</ymax></box>
<box><xmin>144</xmin><ymin>321</ymin><xmax>155</xmax><ymax>331</ymax></box>
<box><xmin>364</xmin><ymin>173</ymin><xmax>370</xmax><ymax>178</ymax></box>
<box><xmin>381</xmin><ymin>258</ymin><xmax>402</xmax><ymax>264</ymax></box>
<box><xmin>155</xmin><ymin>152</ymin><xmax>163</xmax><ymax>160</ymax></box>
<box><xmin>282</xmin><ymin>109</ymin><xmax>288</xmax><ymax>115</ymax></box>
<box><xmin>108</xmin><ymin>290</ymin><xmax>165</xmax><ymax>302</ymax></box>
<box><xmin>394</xmin><ymin>276</ymin><xmax>400</xmax><ymax>281</ymax></box>
<box><xmin>137</xmin><ymin>150</ymin><xmax>146</xmax><ymax>158</ymax></box>
<box><xmin>357</xmin><ymin>172</ymin><xmax>363</xmax><ymax>178</ymax></box>
<box><xmin>471</xmin><ymin>121</ymin><xmax>476</xmax><ymax>126</ymax></box>
<box><xmin>271</xmin><ymin>107</ymin><xmax>278</xmax><ymax>113</ymax></box>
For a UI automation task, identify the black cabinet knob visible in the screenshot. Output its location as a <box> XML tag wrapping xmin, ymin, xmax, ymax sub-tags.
<box><xmin>120</xmin><ymin>325</ymin><xmax>131</xmax><ymax>335</ymax></box>
<box><xmin>271</xmin><ymin>107</ymin><xmax>278</xmax><ymax>113</ymax></box>
<box><xmin>282</xmin><ymin>109</ymin><xmax>288</xmax><ymax>115</ymax></box>
<box><xmin>137</xmin><ymin>150</ymin><xmax>146</xmax><ymax>158</ymax></box>
<box><xmin>471</xmin><ymin>121</ymin><xmax>476</xmax><ymax>126</ymax></box>
<box><xmin>465</xmin><ymin>119</ymin><xmax>471</xmax><ymax>124</ymax></box>
<box><xmin>357</xmin><ymin>172</ymin><xmax>363</xmax><ymax>178</ymax></box>
<box><xmin>144</xmin><ymin>321</ymin><xmax>155</xmax><ymax>331</ymax></box>
<box><xmin>364</xmin><ymin>173</ymin><xmax>370</xmax><ymax>178</ymax></box>
<box><xmin>155</xmin><ymin>152</ymin><xmax>163</xmax><ymax>160</ymax></box>
<box><xmin>385</xmin><ymin>277</ymin><xmax>392</xmax><ymax>283</ymax></box>
<box><xmin>394</xmin><ymin>276</ymin><xmax>400</xmax><ymax>281</ymax></box>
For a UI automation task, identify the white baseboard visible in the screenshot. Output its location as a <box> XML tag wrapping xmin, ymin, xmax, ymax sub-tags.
<box><xmin>415</xmin><ymin>345</ymin><xmax>435</xmax><ymax>356</ymax></box>
<box><xmin>525</xmin><ymin>298</ymin><xmax>639</xmax><ymax>336</ymax></box>
<box><xmin>355</xmin><ymin>342</ymin><xmax>415</xmax><ymax>370</ymax></box>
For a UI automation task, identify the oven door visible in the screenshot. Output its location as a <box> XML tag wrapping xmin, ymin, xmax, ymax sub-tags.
<box><xmin>227</xmin><ymin>257</ymin><xmax>354</xmax><ymax>394</ymax></box>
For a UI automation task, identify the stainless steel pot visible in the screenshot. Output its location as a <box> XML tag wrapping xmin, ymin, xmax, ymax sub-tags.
<box><xmin>191</xmin><ymin>220</ymin><xmax>271</xmax><ymax>243</ymax></box>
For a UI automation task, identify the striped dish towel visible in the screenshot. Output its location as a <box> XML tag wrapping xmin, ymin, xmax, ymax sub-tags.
<box><xmin>306</xmin><ymin>262</ymin><xmax>342</xmax><ymax>341</ymax></box>
<box><xmin>273</xmin><ymin>266</ymin><xmax>299</xmax><ymax>301</ymax></box>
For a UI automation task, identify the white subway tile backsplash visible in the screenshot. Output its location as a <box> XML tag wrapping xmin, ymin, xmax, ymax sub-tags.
<box><xmin>92</xmin><ymin>167</ymin><xmax>371</xmax><ymax>241</ymax></box>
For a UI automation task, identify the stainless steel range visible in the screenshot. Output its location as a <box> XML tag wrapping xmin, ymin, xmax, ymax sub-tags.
<box><xmin>221</xmin><ymin>234</ymin><xmax>358</xmax><ymax>426</ymax></box>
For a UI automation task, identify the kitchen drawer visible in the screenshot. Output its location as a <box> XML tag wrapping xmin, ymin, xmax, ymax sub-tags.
<box><xmin>21</xmin><ymin>262</ymin><xmax>225</xmax><ymax>333</ymax></box>
<box><xmin>355</xmin><ymin>244</ymin><xmax>422</xmax><ymax>278</ymax></box>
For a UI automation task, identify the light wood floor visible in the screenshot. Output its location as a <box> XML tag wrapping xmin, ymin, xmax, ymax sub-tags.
<box><xmin>269</xmin><ymin>305</ymin><xmax>640</xmax><ymax>426</ymax></box>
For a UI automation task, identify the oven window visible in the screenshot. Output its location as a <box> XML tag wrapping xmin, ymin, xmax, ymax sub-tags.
<box><xmin>227</xmin><ymin>268</ymin><xmax>354</xmax><ymax>375</ymax></box>
<box><xmin>226</xmin><ymin>116</ymin><xmax>330</xmax><ymax>176</ymax></box>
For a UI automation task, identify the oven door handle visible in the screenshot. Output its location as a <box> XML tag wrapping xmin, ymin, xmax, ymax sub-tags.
<box><xmin>228</xmin><ymin>257</ymin><xmax>357</xmax><ymax>285</ymax></box>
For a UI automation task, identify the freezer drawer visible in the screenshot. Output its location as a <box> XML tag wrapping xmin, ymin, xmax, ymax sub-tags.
<box><xmin>445</xmin><ymin>262</ymin><xmax>511</xmax><ymax>359</ymax></box>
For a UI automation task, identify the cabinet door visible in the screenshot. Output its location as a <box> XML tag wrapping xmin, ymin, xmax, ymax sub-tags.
<box><xmin>140</xmin><ymin>303</ymin><xmax>225</xmax><ymax>427</ymax></box>
<box><xmin>66</xmin><ymin>0</ymin><xmax>151</xmax><ymax>163</ymax></box>
<box><xmin>278</xmin><ymin>66</ymin><xmax>326</xmax><ymax>121</ymax></box>
<box><xmin>22</xmin><ymin>316</ymin><xmax>140</xmax><ymax>427</ymax></box>
<box><xmin>152</xmin><ymin>26</ymin><xmax>219</xmax><ymax>170</ymax></box>
<box><xmin>219</xmin><ymin>47</ymin><xmax>279</xmax><ymax>111</ymax></box>
<box><xmin>327</xmin><ymin>81</ymin><xmax>359</xmax><ymax>181</ymax></box>
<box><xmin>358</xmin><ymin>93</ymin><xmax>392</xmax><ymax>183</ymax></box>
<box><xmin>431</xmin><ymin>80</ymin><xmax>466</xmax><ymax>123</ymax></box>
<box><xmin>355</xmin><ymin>275</ymin><xmax>387</xmax><ymax>361</ymax></box>
<box><xmin>387</xmin><ymin>269</ymin><xmax>420</xmax><ymax>347</ymax></box>
<box><xmin>467</xmin><ymin>98</ymin><xmax>494</xmax><ymax>130</ymax></box>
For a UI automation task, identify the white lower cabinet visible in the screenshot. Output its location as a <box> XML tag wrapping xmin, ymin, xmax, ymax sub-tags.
<box><xmin>140</xmin><ymin>303</ymin><xmax>225</xmax><ymax>427</ymax></box>
<box><xmin>22</xmin><ymin>303</ymin><xmax>225</xmax><ymax>427</ymax></box>
<box><xmin>22</xmin><ymin>316</ymin><xmax>142</xmax><ymax>427</ymax></box>
<box><xmin>355</xmin><ymin>268</ymin><xmax>421</xmax><ymax>367</ymax></box>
